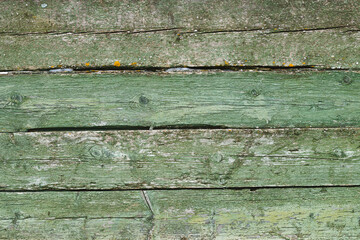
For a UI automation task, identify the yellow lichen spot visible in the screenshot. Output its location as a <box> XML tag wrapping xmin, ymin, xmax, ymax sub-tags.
<box><xmin>282</xmin><ymin>63</ymin><xmax>285</xmax><ymax>65</ymax></box>
<box><xmin>114</xmin><ymin>61</ymin><xmax>121</xmax><ymax>67</ymax></box>
<box><xmin>50</xmin><ymin>65</ymin><xmax>54</xmax><ymax>68</ymax></box>
<box><xmin>302</xmin><ymin>62</ymin><xmax>306</xmax><ymax>65</ymax></box>
<box><xmin>289</xmin><ymin>64</ymin><xmax>294</xmax><ymax>67</ymax></box>
<box><xmin>224</xmin><ymin>60</ymin><xmax>229</xmax><ymax>65</ymax></box>
<box><xmin>274</xmin><ymin>28</ymin><xmax>277</xmax><ymax>30</ymax></box>
<box><xmin>57</xmin><ymin>65</ymin><xmax>62</xmax><ymax>68</ymax></box>
<box><xmin>240</xmin><ymin>64</ymin><xmax>244</xmax><ymax>66</ymax></box>
<box><xmin>228</xmin><ymin>129</ymin><xmax>232</xmax><ymax>132</ymax></box>
<box><xmin>131</xmin><ymin>62</ymin><xmax>137</xmax><ymax>66</ymax></box>
<box><xmin>272</xmin><ymin>61</ymin><xmax>275</xmax><ymax>64</ymax></box>
<box><xmin>245</xmin><ymin>60</ymin><xmax>247</xmax><ymax>62</ymax></box>
<box><xmin>85</xmin><ymin>62</ymin><xmax>90</xmax><ymax>67</ymax></box>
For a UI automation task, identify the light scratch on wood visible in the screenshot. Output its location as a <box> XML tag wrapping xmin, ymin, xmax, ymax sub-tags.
<box><xmin>141</xmin><ymin>190</ymin><xmax>155</xmax><ymax>240</ymax></box>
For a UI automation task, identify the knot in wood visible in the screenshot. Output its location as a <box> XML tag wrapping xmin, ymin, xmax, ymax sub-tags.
<box><xmin>139</xmin><ymin>95</ymin><xmax>150</xmax><ymax>105</ymax></box>
<box><xmin>250</xmin><ymin>89</ymin><xmax>260</xmax><ymax>97</ymax></box>
<box><xmin>89</xmin><ymin>145</ymin><xmax>104</xmax><ymax>159</ymax></box>
<box><xmin>9</xmin><ymin>93</ymin><xmax>24</xmax><ymax>105</ymax></box>
<box><xmin>342</xmin><ymin>76</ymin><xmax>352</xmax><ymax>85</ymax></box>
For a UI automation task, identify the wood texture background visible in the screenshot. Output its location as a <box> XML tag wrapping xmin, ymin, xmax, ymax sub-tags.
<box><xmin>0</xmin><ymin>0</ymin><xmax>359</xmax><ymax>70</ymax></box>
<box><xmin>0</xmin><ymin>128</ymin><xmax>360</xmax><ymax>190</ymax></box>
<box><xmin>1</xmin><ymin>0</ymin><xmax>360</xmax><ymax>239</ymax></box>
<box><xmin>2</xmin><ymin>188</ymin><xmax>360</xmax><ymax>239</ymax></box>
<box><xmin>1</xmin><ymin>71</ymin><xmax>359</xmax><ymax>132</ymax></box>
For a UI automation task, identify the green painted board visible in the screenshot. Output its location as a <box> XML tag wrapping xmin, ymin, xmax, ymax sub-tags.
<box><xmin>2</xmin><ymin>188</ymin><xmax>360</xmax><ymax>239</ymax></box>
<box><xmin>0</xmin><ymin>71</ymin><xmax>360</xmax><ymax>132</ymax></box>
<box><xmin>2</xmin><ymin>0</ymin><xmax>359</xmax><ymax>34</ymax></box>
<box><xmin>148</xmin><ymin>188</ymin><xmax>360</xmax><ymax>239</ymax></box>
<box><xmin>0</xmin><ymin>0</ymin><xmax>359</xmax><ymax>69</ymax></box>
<box><xmin>0</xmin><ymin>218</ymin><xmax>150</xmax><ymax>240</ymax></box>
<box><xmin>0</xmin><ymin>191</ymin><xmax>151</xmax><ymax>239</ymax></box>
<box><xmin>1</xmin><ymin>128</ymin><xmax>360</xmax><ymax>190</ymax></box>
<box><xmin>1</xmin><ymin>29</ymin><xmax>359</xmax><ymax>70</ymax></box>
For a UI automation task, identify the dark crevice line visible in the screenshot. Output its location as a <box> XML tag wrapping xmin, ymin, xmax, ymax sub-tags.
<box><xmin>0</xmin><ymin>28</ymin><xmax>180</xmax><ymax>36</ymax></box>
<box><xmin>25</xmin><ymin>125</ymin><xmax>229</xmax><ymax>133</ymax></box>
<box><xmin>1</xmin><ymin>185</ymin><xmax>360</xmax><ymax>193</ymax></box>
<box><xmin>74</xmin><ymin>65</ymin><xmax>318</xmax><ymax>71</ymax></box>
<box><xmin>1</xmin><ymin>25</ymin><xmax>356</xmax><ymax>37</ymax></box>
<box><xmin>20</xmin><ymin>125</ymin><xmax>360</xmax><ymax>134</ymax></box>
<box><xmin>0</xmin><ymin>65</ymin><xmax>321</xmax><ymax>73</ymax></box>
<box><xmin>264</xmin><ymin>25</ymin><xmax>356</xmax><ymax>34</ymax></box>
<box><xmin>1</xmin><ymin>65</ymin><xmax>358</xmax><ymax>73</ymax></box>
<box><xmin>185</xmin><ymin>25</ymin><xmax>357</xmax><ymax>35</ymax></box>
<box><xmin>1</xmin><ymin>66</ymin><xmax>168</xmax><ymax>72</ymax></box>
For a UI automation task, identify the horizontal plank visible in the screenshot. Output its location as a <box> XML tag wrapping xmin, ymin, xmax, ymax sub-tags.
<box><xmin>0</xmin><ymin>71</ymin><xmax>360</xmax><ymax>132</ymax></box>
<box><xmin>1</xmin><ymin>29</ymin><xmax>359</xmax><ymax>70</ymax></box>
<box><xmin>1</xmin><ymin>218</ymin><xmax>150</xmax><ymax>240</ymax></box>
<box><xmin>2</xmin><ymin>0</ymin><xmax>359</xmax><ymax>34</ymax></box>
<box><xmin>0</xmin><ymin>191</ymin><xmax>151</xmax><ymax>239</ymax></box>
<box><xmin>148</xmin><ymin>188</ymin><xmax>360</xmax><ymax>239</ymax></box>
<box><xmin>1</xmin><ymin>128</ymin><xmax>360</xmax><ymax>190</ymax></box>
<box><xmin>2</xmin><ymin>188</ymin><xmax>360</xmax><ymax>239</ymax></box>
<box><xmin>1</xmin><ymin>0</ymin><xmax>358</xmax><ymax>69</ymax></box>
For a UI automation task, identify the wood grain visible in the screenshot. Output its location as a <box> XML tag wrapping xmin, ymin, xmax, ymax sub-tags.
<box><xmin>0</xmin><ymin>0</ymin><xmax>359</xmax><ymax>69</ymax></box>
<box><xmin>2</xmin><ymin>1</ymin><xmax>359</xmax><ymax>239</ymax></box>
<box><xmin>0</xmin><ymin>191</ymin><xmax>151</xmax><ymax>239</ymax></box>
<box><xmin>1</xmin><ymin>29</ymin><xmax>359</xmax><ymax>70</ymax></box>
<box><xmin>2</xmin><ymin>0</ymin><xmax>359</xmax><ymax>34</ymax></box>
<box><xmin>2</xmin><ymin>188</ymin><xmax>360</xmax><ymax>239</ymax></box>
<box><xmin>1</xmin><ymin>128</ymin><xmax>360</xmax><ymax>190</ymax></box>
<box><xmin>1</xmin><ymin>71</ymin><xmax>360</xmax><ymax>132</ymax></box>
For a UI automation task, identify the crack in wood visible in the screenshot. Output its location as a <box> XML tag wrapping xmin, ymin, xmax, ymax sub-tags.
<box><xmin>264</xmin><ymin>25</ymin><xmax>356</xmax><ymax>34</ymax></box>
<box><xmin>1</xmin><ymin>25</ymin><xmax>357</xmax><ymax>37</ymax></box>
<box><xmin>141</xmin><ymin>190</ymin><xmax>155</xmax><ymax>240</ymax></box>
<box><xmin>0</xmin><ymin>28</ymin><xmax>180</xmax><ymax>36</ymax></box>
<box><xmin>141</xmin><ymin>190</ymin><xmax>154</xmax><ymax>216</ymax></box>
<box><xmin>2</xmin><ymin>185</ymin><xmax>360</xmax><ymax>193</ymax></box>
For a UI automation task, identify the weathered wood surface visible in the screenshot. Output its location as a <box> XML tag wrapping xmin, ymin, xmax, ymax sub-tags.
<box><xmin>2</xmin><ymin>0</ymin><xmax>359</xmax><ymax>34</ymax></box>
<box><xmin>2</xmin><ymin>188</ymin><xmax>360</xmax><ymax>239</ymax></box>
<box><xmin>1</xmin><ymin>128</ymin><xmax>360</xmax><ymax>190</ymax></box>
<box><xmin>1</xmin><ymin>71</ymin><xmax>360</xmax><ymax>132</ymax></box>
<box><xmin>0</xmin><ymin>0</ymin><xmax>359</xmax><ymax>69</ymax></box>
<box><xmin>0</xmin><ymin>191</ymin><xmax>151</xmax><ymax>239</ymax></box>
<box><xmin>1</xmin><ymin>28</ymin><xmax>359</xmax><ymax>70</ymax></box>
<box><xmin>148</xmin><ymin>188</ymin><xmax>360</xmax><ymax>239</ymax></box>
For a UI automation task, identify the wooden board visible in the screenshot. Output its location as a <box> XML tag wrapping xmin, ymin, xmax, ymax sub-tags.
<box><xmin>0</xmin><ymin>0</ymin><xmax>359</xmax><ymax>70</ymax></box>
<box><xmin>2</xmin><ymin>0</ymin><xmax>359</xmax><ymax>34</ymax></box>
<box><xmin>1</xmin><ymin>71</ymin><xmax>360</xmax><ymax>132</ymax></box>
<box><xmin>1</xmin><ymin>128</ymin><xmax>360</xmax><ymax>190</ymax></box>
<box><xmin>2</xmin><ymin>188</ymin><xmax>360</xmax><ymax>239</ymax></box>
<box><xmin>0</xmin><ymin>191</ymin><xmax>151</xmax><ymax>239</ymax></box>
<box><xmin>1</xmin><ymin>28</ymin><xmax>359</xmax><ymax>70</ymax></box>
<box><xmin>1</xmin><ymin>1</ymin><xmax>359</xmax><ymax>238</ymax></box>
